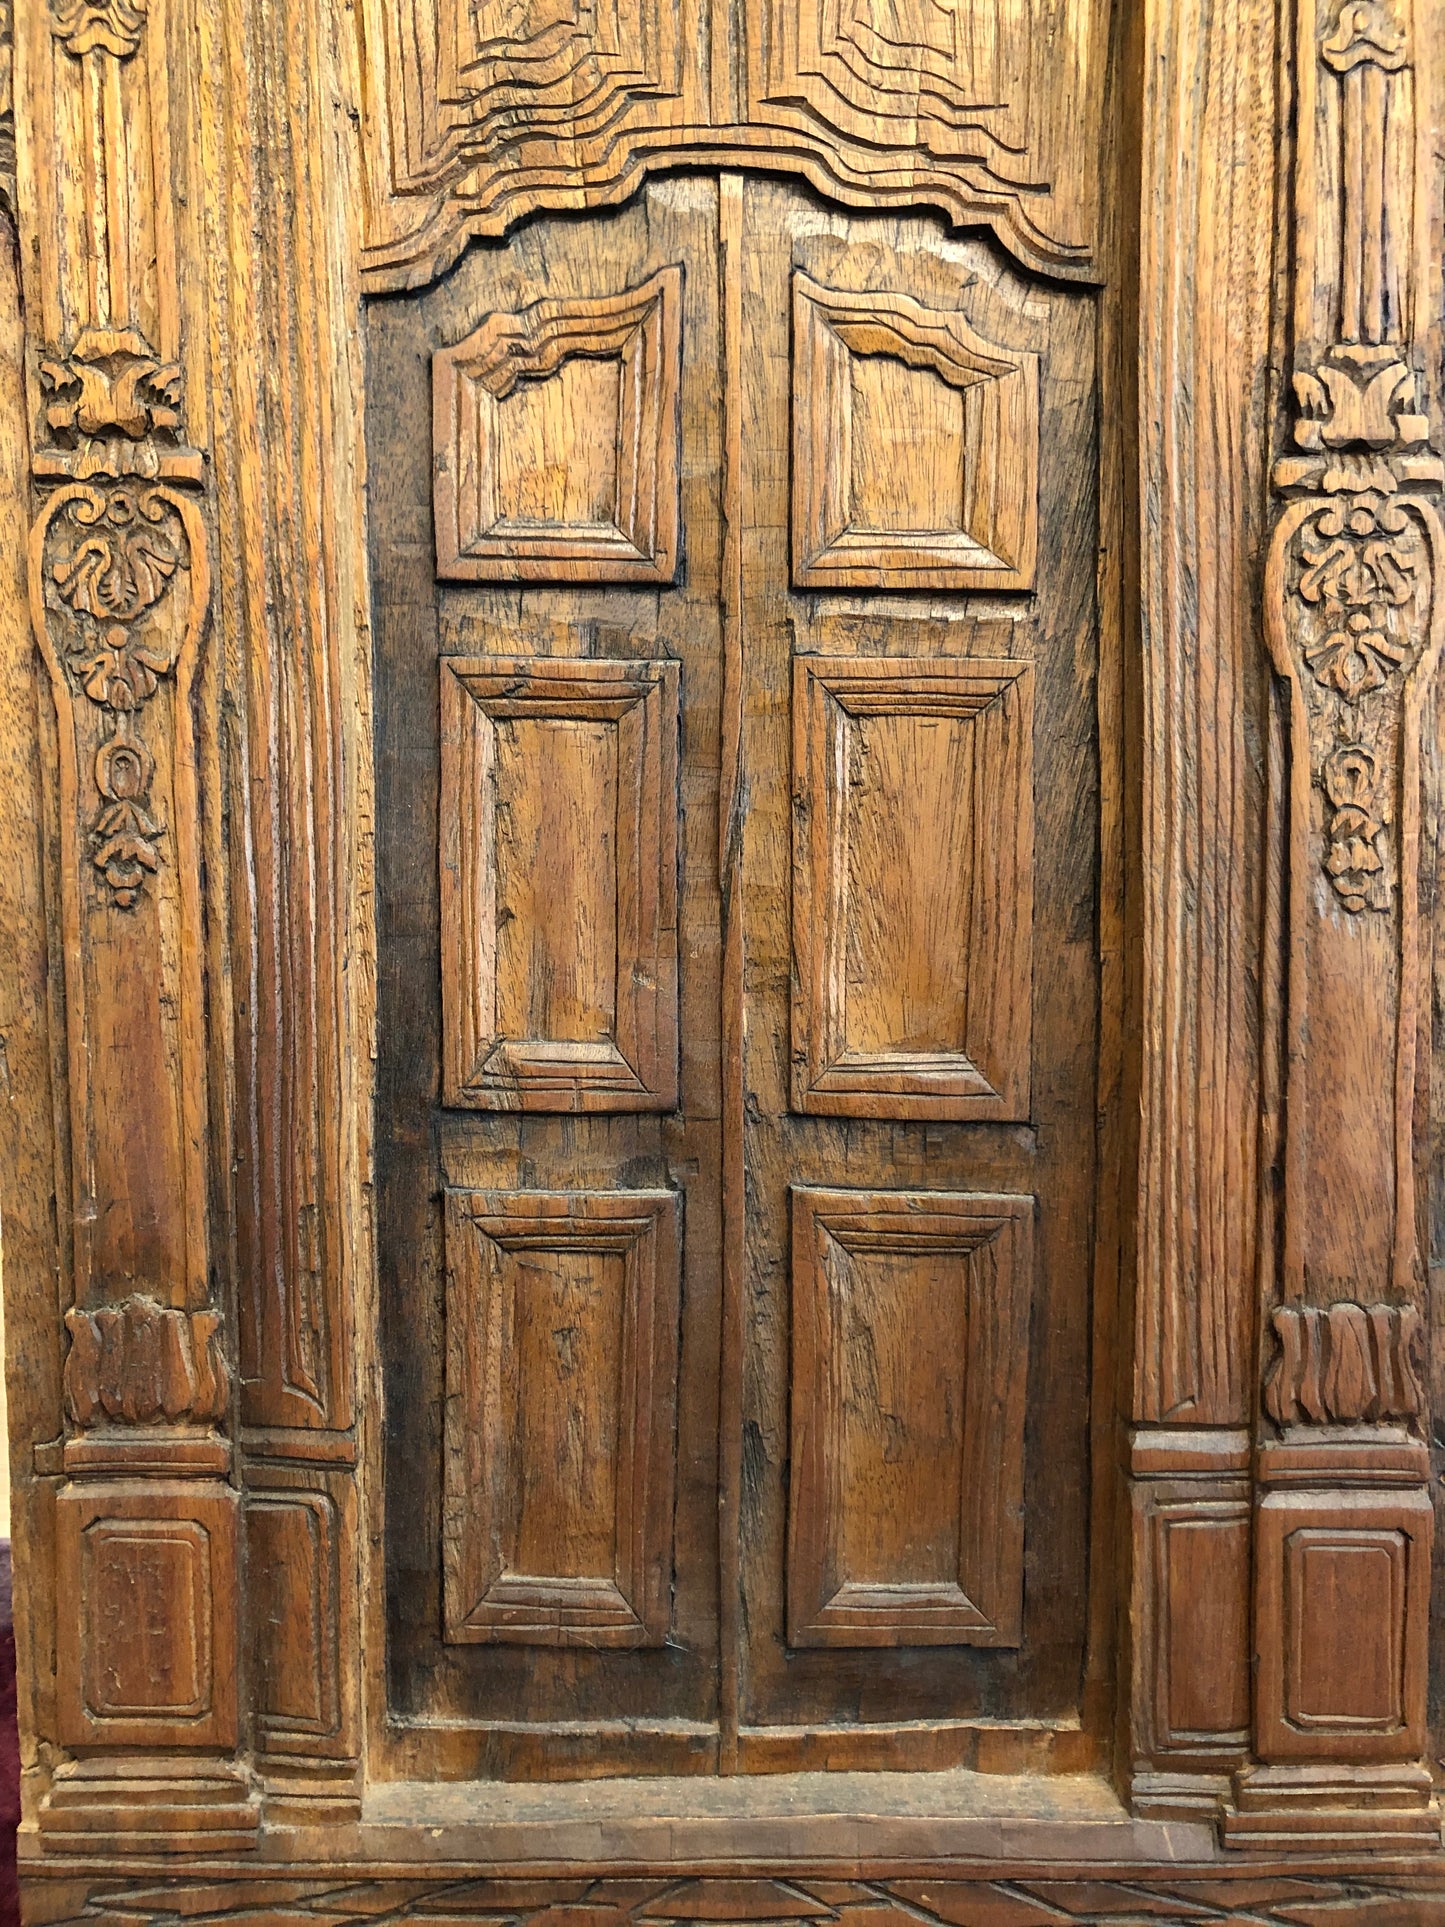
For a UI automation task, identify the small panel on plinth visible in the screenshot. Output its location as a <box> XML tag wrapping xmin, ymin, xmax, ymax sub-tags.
<box><xmin>433</xmin><ymin>267</ymin><xmax>682</xmax><ymax>581</ymax></box>
<box><xmin>440</xmin><ymin>656</ymin><xmax>680</xmax><ymax>1112</ymax></box>
<box><xmin>791</xmin><ymin>274</ymin><xmax>1038</xmax><ymax>590</ymax></box>
<box><xmin>786</xmin><ymin>1186</ymin><xmax>1031</xmax><ymax>1648</ymax></box>
<box><xmin>791</xmin><ymin>654</ymin><xmax>1032</xmax><ymax>1119</ymax></box>
<box><xmin>55</xmin><ymin>1480</ymin><xmax>239</xmax><ymax>1752</ymax></box>
<box><xmin>443</xmin><ymin>1188</ymin><xmax>682</xmax><ymax>1646</ymax></box>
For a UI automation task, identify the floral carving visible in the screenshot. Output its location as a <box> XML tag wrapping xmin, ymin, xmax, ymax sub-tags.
<box><xmin>49</xmin><ymin>0</ymin><xmax>147</xmax><ymax>60</ymax></box>
<box><xmin>39</xmin><ymin>481</ymin><xmax>194</xmax><ymax>906</ymax></box>
<box><xmin>1266</xmin><ymin>0</ymin><xmax>1442</xmax><ymax>914</ymax></box>
<box><xmin>63</xmin><ymin>1296</ymin><xmax>229</xmax><ymax>1427</ymax></box>
<box><xmin>39</xmin><ymin>327</ymin><xmax>185</xmax><ymax>478</ymax></box>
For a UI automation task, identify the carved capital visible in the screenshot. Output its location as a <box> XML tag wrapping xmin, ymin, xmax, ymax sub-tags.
<box><xmin>1263</xmin><ymin>1302</ymin><xmax>1424</xmax><ymax>1426</ymax></box>
<box><xmin>63</xmin><ymin>1297</ymin><xmax>229</xmax><ymax>1428</ymax></box>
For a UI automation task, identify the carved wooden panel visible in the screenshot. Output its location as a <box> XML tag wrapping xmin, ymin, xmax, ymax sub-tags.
<box><xmin>791</xmin><ymin>275</ymin><xmax>1038</xmax><ymax>590</ymax></box>
<box><xmin>440</xmin><ymin>657</ymin><xmax>680</xmax><ymax>1111</ymax></box>
<box><xmin>443</xmin><ymin>1188</ymin><xmax>682</xmax><ymax>1646</ymax></box>
<box><xmin>1253</xmin><ymin>1447</ymin><xmax>1432</xmax><ymax>1767</ymax></box>
<box><xmin>245</xmin><ymin>1488</ymin><xmax>343</xmax><ymax>1745</ymax></box>
<box><xmin>356</xmin><ymin>0</ymin><xmax>1108</xmax><ymax>288</ymax></box>
<box><xmin>786</xmin><ymin>1187</ymin><xmax>1031</xmax><ymax>1648</ymax></box>
<box><xmin>1128</xmin><ymin>1430</ymin><xmax>1253</xmax><ymax>1796</ymax></box>
<box><xmin>791</xmin><ymin>655</ymin><xmax>1032</xmax><ymax>1119</ymax></box>
<box><xmin>433</xmin><ymin>268</ymin><xmax>682</xmax><ymax>582</ymax></box>
<box><xmin>55</xmin><ymin>1482</ymin><xmax>238</xmax><ymax>1751</ymax></box>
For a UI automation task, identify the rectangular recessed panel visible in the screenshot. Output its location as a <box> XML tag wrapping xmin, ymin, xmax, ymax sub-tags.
<box><xmin>441</xmin><ymin>658</ymin><xmax>679</xmax><ymax>1112</ymax></box>
<box><xmin>792</xmin><ymin>655</ymin><xmax>1032</xmax><ymax>1118</ymax></box>
<box><xmin>433</xmin><ymin>268</ymin><xmax>682</xmax><ymax>581</ymax></box>
<box><xmin>848</xmin><ymin>356</ymin><xmax>966</xmax><ymax>536</ymax></box>
<box><xmin>444</xmin><ymin>1189</ymin><xmax>682</xmax><ymax>1646</ymax></box>
<box><xmin>787</xmin><ymin>1186</ymin><xmax>1031</xmax><ymax>1647</ymax></box>
<box><xmin>247</xmin><ymin>1494</ymin><xmax>340</xmax><ymax>1737</ymax></box>
<box><xmin>1287</xmin><ymin>1531</ymin><xmax>1405</xmax><ymax>1731</ymax></box>
<box><xmin>493</xmin><ymin>715</ymin><xmax>620</xmax><ymax>1050</ymax></box>
<box><xmin>1163</xmin><ymin>1511</ymin><xmax>1251</xmax><ymax>1740</ymax></box>
<box><xmin>791</xmin><ymin>274</ymin><xmax>1038</xmax><ymax>589</ymax></box>
<box><xmin>511</xmin><ymin>1243</ymin><xmax>627</xmax><ymax>1581</ymax></box>
<box><xmin>831</xmin><ymin>1243</ymin><xmax>968</xmax><ymax>1591</ymax></box>
<box><xmin>84</xmin><ymin>1521</ymin><xmax>210</xmax><ymax>1719</ymax></box>
<box><xmin>493</xmin><ymin>358</ymin><xmax>623</xmax><ymax>532</ymax></box>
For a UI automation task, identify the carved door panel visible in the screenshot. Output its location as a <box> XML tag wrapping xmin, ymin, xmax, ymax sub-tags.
<box><xmin>369</xmin><ymin>170</ymin><xmax>1100</xmax><ymax>1779</ymax></box>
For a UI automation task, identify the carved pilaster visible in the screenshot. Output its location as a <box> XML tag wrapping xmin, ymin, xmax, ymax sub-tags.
<box><xmin>1223</xmin><ymin>0</ymin><xmax>1443</xmax><ymax>1849</ymax></box>
<box><xmin>13</xmin><ymin>0</ymin><xmax>257</xmax><ymax>1852</ymax></box>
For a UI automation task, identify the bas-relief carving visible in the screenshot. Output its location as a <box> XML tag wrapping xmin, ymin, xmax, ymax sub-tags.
<box><xmin>1224</xmin><ymin>0</ymin><xmax>1442</xmax><ymax>1850</ymax></box>
<box><xmin>356</xmin><ymin>0</ymin><xmax>1107</xmax><ymax>288</ymax></box>
<box><xmin>433</xmin><ymin>269</ymin><xmax>683</xmax><ymax>582</ymax></box>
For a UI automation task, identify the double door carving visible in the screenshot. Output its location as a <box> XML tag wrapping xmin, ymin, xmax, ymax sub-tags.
<box><xmin>371</xmin><ymin>174</ymin><xmax>1102</xmax><ymax>1775</ymax></box>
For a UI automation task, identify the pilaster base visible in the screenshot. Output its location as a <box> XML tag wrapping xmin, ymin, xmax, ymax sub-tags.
<box><xmin>1222</xmin><ymin>1762</ymin><xmax>1441</xmax><ymax>1850</ymax></box>
<box><xmin>38</xmin><ymin>1755</ymin><xmax>262</xmax><ymax>1856</ymax></box>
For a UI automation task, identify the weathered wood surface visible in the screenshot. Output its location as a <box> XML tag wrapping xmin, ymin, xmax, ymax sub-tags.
<box><xmin>3</xmin><ymin>0</ymin><xmax>1444</xmax><ymax>1899</ymax></box>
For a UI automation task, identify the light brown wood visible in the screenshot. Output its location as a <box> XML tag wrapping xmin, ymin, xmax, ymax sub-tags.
<box><xmin>6</xmin><ymin>0</ymin><xmax>1445</xmax><ymax>1908</ymax></box>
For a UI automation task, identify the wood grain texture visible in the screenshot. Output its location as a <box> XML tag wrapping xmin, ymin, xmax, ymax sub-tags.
<box><xmin>1133</xmin><ymin>0</ymin><xmax>1275</xmax><ymax>1429</ymax></box>
<box><xmin>433</xmin><ymin>269</ymin><xmax>683</xmax><ymax>583</ymax></box>
<box><xmin>442</xmin><ymin>1188</ymin><xmax>681</xmax><ymax>1647</ymax></box>
<box><xmin>14</xmin><ymin>0</ymin><xmax>1445</xmax><ymax>1890</ymax></box>
<box><xmin>440</xmin><ymin>657</ymin><xmax>680</xmax><ymax>1110</ymax></box>
<box><xmin>791</xmin><ymin>276</ymin><xmax>1038</xmax><ymax>590</ymax></box>
<box><xmin>790</xmin><ymin>653</ymin><xmax>1033</xmax><ymax>1118</ymax></box>
<box><xmin>355</xmin><ymin>0</ymin><xmax>1110</xmax><ymax>288</ymax></box>
<box><xmin>786</xmin><ymin>1187</ymin><xmax>1030</xmax><ymax>1648</ymax></box>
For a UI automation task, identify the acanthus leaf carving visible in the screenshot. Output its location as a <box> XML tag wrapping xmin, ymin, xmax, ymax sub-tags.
<box><xmin>1263</xmin><ymin>1302</ymin><xmax>1424</xmax><ymax>1427</ymax></box>
<box><xmin>63</xmin><ymin>1296</ymin><xmax>230</xmax><ymax>1428</ymax></box>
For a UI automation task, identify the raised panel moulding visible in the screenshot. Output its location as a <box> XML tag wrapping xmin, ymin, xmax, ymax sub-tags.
<box><xmin>791</xmin><ymin>275</ymin><xmax>1038</xmax><ymax>590</ymax></box>
<box><xmin>440</xmin><ymin>656</ymin><xmax>680</xmax><ymax>1112</ymax></box>
<box><xmin>443</xmin><ymin>1189</ymin><xmax>682</xmax><ymax>1647</ymax></box>
<box><xmin>791</xmin><ymin>654</ymin><xmax>1032</xmax><ymax>1119</ymax></box>
<box><xmin>433</xmin><ymin>268</ymin><xmax>682</xmax><ymax>583</ymax></box>
<box><xmin>786</xmin><ymin>1186</ymin><xmax>1031</xmax><ymax>1648</ymax></box>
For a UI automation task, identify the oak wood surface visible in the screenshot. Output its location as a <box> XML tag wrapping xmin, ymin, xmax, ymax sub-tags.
<box><xmin>6</xmin><ymin>0</ymin><xmax>1445</xmax><ymax>1901</ymax></box>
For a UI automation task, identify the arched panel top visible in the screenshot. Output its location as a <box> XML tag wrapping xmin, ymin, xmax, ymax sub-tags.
<box><xmin>355</xmin><ymin>0</ymin><xmax>1111</xmax><ymax>290</ymax></box>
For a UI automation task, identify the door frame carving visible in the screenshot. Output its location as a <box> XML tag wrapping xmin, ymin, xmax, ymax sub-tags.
<box><xmin>3</xmin><ymin>0</ymin><xmax>1445</xmax><ymax>1902</ymax></box>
